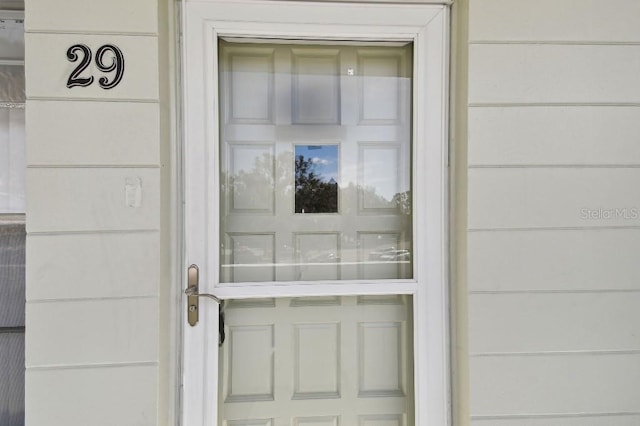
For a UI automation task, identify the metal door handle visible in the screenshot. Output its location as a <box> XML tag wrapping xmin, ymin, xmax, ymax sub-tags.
<box><xmin>185</xmin><ymin>285</ymin><xmax>222</xmax><ymax>303</ymax></box>
<box><xmin>185</xmin><ymin>264</ymin><xmax>223</xmax><ymax>326</ymax></box>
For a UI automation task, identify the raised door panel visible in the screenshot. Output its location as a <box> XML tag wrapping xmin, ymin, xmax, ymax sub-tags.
<box><xmin>293</xmin><ymin>323</ymin><xmax>340</xmax><ymax>399</ymax></box>
<box><xmin>294</xmin><ymin>232</ymin><xmax>340</xmax><ymax>281</ymax></box>
<box><xmin>292</xmin><ymin>49</ymin><xmax>340</xmax><ymax>125</ymax></box>
<box><xmin>226</xmin><ymin>142</ymin><xmax>275</xmax><ymax>213</ymax></box>
<box><xmin>221</xmin><ymin>47</ymin><xmax>275</xmax><ymax>124</ymax></box>
<box><xmin>359</xmin><ymin>53</ymin><xmax>403</xmax><ymax>124</ymax></box>
<box><xmin>294</xmin><ymin>416</ymin><xmax>339</xmax><ymax>426</ymax></box>
<box><xmin>359</xmin><ymin>322</ymin><xmax>404</xmax><ymax>397</ymax></box>
<box><xmin>223</xmin><ymin>233</ymin><xmax>276</xmax><ymax>283</ymax></box>
<box><xmin>225</xmin><ymin>325</ymin><xmax>275</xmax><ymax>402</ymax></box>
<box><xmin>220</xmin><ymin>296</ymin><xmax>413</xmax><ymax>426</ymax></box>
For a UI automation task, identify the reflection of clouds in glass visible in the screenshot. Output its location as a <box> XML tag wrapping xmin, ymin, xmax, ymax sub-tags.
<box><xmin>310</xmin><ymin>157</ymin><xmax>330</xmax><ymax>166</ymax></box>
<box><xmin>295</xmin><ymin>145</ymin><xmax>338</xmax><ymax>182</ymax></box>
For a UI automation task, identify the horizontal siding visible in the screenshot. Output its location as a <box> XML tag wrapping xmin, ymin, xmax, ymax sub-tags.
<box><xmin>27</xmin><ymin>101</ymin><xmax>160</xmax><ymax>166</ymax></box>
<box><xmin>26</xmin><ymin>168</ymin><xmax>160</xmax><ymax>233</ymax></box>
<box><xmin>24</xmin><ymin>1</ymin><xmax>164</xmax><ymax>425</ymax></box>
<box><xmin>468</xmin><ymin>228</ymin><xmax>640</xmax><ymax>292</ymax></box>
<box><xmin>469</xmin><ymin>0</ymin><xmax>640</xmax><ymax>42</ymax></box>
<box><xmin>26</xmin><ymin>365</ymin><xmax>157</xmax><ymax>426</ymax></box>
<box><xmin>469</xmin><ymin>293</ymin><xmax>640</xmax><ymax>354</ymax></box>
<box><xmin>469</xmin><ymin>106</ymin><xmax>640</xmax><ymax>166</ymax></box>
<box><xmin>25</xmin><ymin>33</ymin><xmax>159</xmax><ymax>101</ymax></box>
<box><xmin>467</xmin><ymin>1</ymin><xmax>640</xmax><ymax>424</ymax></box>
<box><xmin>469</xmin><ymin>44</ymin><xmax>640</xmax><ymax>104</ymax></box>
<box><xmin>26</xmin><ymin>232</ymin><xmax>159</xmax><ymax>300</ymax></box>
<box><xmin>470</xmin><ymin>353</ymin><xmax>640</xmax><ymax>416</ymax></box>
<box><xmin>472</xmin><ymin>414</ymin><xmax>640</xmax><ymax>426</ymax></box>
<box><xmin>26</xmin><ymin>298</ymin><xmax>158</xmax><ymax>367</ymax></box>
<box><xmin>25</xmin><ymin>0</ymin><xmax>158</xmax><ymax>34</ymax></box>
<box><xmin>468</xmin><ymin>168</ymin><xmax>640</xmax><ymax>230</ymax></box>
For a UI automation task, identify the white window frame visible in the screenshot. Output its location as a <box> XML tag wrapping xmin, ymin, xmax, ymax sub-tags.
<box><xmin>0</xmin><ymin>9</ymin><xmax>26</xmax><ymax>214</ymax></box>
<box><xmin>181</xmin><ymin>1</ymin><xmax>450</xmax><ymax>425</ymax></box>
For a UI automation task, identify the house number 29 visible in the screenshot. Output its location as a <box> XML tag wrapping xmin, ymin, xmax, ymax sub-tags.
<box><xmin>66</xmin><ymin>44</ymin><xmax>125</xmax><ymax>89</ymax></box>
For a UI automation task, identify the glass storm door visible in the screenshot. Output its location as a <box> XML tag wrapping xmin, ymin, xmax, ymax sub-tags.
<box><xmin>182</xmin><ymin>3</ymin><xmax>449</xmax><ymax>426</ymax></box>
<box><xmin>217</xmin><ymin>40</ymin><xmax>414</xmax><ymax>426</ymax></box>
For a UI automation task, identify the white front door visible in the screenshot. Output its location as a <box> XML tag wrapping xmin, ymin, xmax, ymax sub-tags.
<box><xmin>182</xmin><ymin>2</ymin><xmax>449</xmax><ymax>426</ymax></box>
<box><xmin>221</xmin><ymin>295</ymin><xmax>414</xmax><ymax>426</ymax></box>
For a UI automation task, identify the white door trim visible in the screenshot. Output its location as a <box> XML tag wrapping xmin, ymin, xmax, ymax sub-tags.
<box><xmin>181</xmin><ymin>1</ymin><xmax>450</xmax><ymax>425</ymax></box>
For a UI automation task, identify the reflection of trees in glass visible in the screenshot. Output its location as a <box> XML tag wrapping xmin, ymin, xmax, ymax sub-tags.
<box><xmin>392</xmin><ymin>191</ymin><xmax>411</xmax><ymax>215</ymax></box>
<box><xmin>221</xmin><ymin>150</ymin><xmax>410</xmax><ymax>217</ymax></box>
<box><xmin>295</xmin><ymin>155</ymin><xmax>338</xmax><ymax>213</ymax></box>
<box><xmin>221</xmin><ymin>151</ymin><xmax>294</xmax><ymax>211</ymax></box>
<box><xmin>221</xmin><ymin>150</ymin><xmax>413</xmax><ymax>279</ymax></box>
<box><xmin>231</xmin><ymin>153</ymin><xmax>273</xmax><ymax>209</ymax></box>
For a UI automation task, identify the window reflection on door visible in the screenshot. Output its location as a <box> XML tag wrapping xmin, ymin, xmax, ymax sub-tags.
<box><xmin>218</xmin><ymin>40</ymin><xmax>413</xmax><ymax>284</ymax></box>
<box><xmin>295</xmin><ymin>144</ymin><xmax>338</xmax><ymax>214</ymax></box>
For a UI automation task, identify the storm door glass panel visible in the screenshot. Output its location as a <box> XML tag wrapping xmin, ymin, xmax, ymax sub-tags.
<box><xmin>0</xmin><ymin>13</ymin><xmax>25</xmax><ymax>426</ymax></box>
<box><xmin>217</xmin><ymin>38</ymin><xmax>415</xmax><ymax>426</ymax></box>
<box><xmin>218</xmin><ymin>40</ymin><xmax>413</xmax><ymax>283</ymax></box>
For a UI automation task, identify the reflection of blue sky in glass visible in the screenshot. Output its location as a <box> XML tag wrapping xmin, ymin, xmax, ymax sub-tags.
<box><xmin>295</xmin><ymin>145</ymin><xmax>339</xmax><ymax>183</ymax></box>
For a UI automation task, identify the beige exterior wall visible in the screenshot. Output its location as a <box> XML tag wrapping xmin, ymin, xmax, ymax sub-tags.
<box><xmin>21</xmin><ymin>0</ymin><xmax>640</xmax><ymax>425</ymax></box>
<box><xmin>24</xmin><ymin>0</ymin><xmax>175</xmax><ymax>425</ymax></box>
<box><xmin>467</xmin><ymin>0</ymin><xmax>640</xmax><ymax>425</ymax></box>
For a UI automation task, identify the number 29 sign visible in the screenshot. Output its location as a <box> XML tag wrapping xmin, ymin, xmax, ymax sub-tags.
<box><xmin>66</xmin><ymin>44</ymin><xmax>124</xmax><ymax>89</ymax></box>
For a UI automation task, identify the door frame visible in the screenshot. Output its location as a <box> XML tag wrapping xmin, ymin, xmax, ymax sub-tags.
<box><xmin>181</xmin><ymin>1</ymin><xmax>450</xmax><ymax>425</ymax></box>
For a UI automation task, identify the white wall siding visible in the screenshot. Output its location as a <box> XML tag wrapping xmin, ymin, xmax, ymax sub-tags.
<box><xmin>467</xmin><ymin>0</ymin><xmax>640</xmax><ymax>424</ymax></box>
<box><xmin>26</xmin><ymin>298</ymin><xmax>158</xmax><ymax>366</ymax></box>
<box><xmin>472</xmin><ymin>415</ymin><xmax>640</xmax><ymax>426</ymax></box>
<box><xmin>470</xmin><ymin>292</ymin><xmax>640</xmax><ymax>353</ymax></box>
<box><xmin>469</xmin><ymin>228</ymin><xmax>640</xmax><ymax>292</ymax></box>
<box><xmin>26</xmin><ymin>168</ymin><xmax>160</xmax><ymax>233</ymax></box>
<box><xmin>27</xmin><ymin>232</ymin><xmax>159</xmax><ymax>300</ymax></box>
<box><xmin>25</xmin><ymin>0</ymin><xmax>158</xmax><ymax>34</ymax></box>
<box><xmin>25</xmin><ymin>34</ymin><xmax>159</xmax><ymax>101</ymax></box>
<box><xmin>27</xmin><ymin>101</ymin><xmax>160</xmax><ymax>166</ymax></box>
<box><xmin>468</xmin><ymin>168</ymin><xmax>640</xmax><ymax>229</ymax></box>
<box><xmin>469</xmin><ymin>44</ymin><xmax>640</xmax><ymax>104</ymax></box>
<box><xmin>469</xmin><ymin>107</ymin><xmax>640</xmax><ymax>166</ymax></box>
<box><xmin>469</xmin><ymin>0</ymin><xmax>640</xmax><ymax>42</ymax></box>
<box><xmin>471</xmin><ymin>354</ymin><xmax>640</xmax><ymax>414</ymax></box>
<box><xmin>24</xmin><ymin>1</ymin><xmax>162</xmax><ymax>425</ymax></box>
<box><xmin>26</xmin><ymin>365</ymin><xmax>158</xmax><ymax>426</ymax></box>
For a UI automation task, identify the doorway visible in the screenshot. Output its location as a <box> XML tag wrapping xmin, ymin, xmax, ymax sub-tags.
<box><xmin>181</xmin><ymin>2</ymin><xmax>449</xmax><ymax>425</ymax></box>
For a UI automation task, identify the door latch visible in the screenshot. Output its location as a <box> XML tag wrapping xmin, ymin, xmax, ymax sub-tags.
<box><xmin>185</xmin><ymin>264</ymin><xmax>223</xmax><ymax>326</ymax></box>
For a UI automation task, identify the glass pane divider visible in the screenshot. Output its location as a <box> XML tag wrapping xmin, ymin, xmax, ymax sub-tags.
<box><xmin>210</xmin><ymin>280</ymin><xmax>418</xmax><ymax>300</ymax></box>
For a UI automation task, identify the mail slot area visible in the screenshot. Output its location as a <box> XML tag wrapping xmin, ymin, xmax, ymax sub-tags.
<box><xmin>11</xmin><ymin>1</ymin><xmax>640</xmax><ymax>426</ymax></box>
